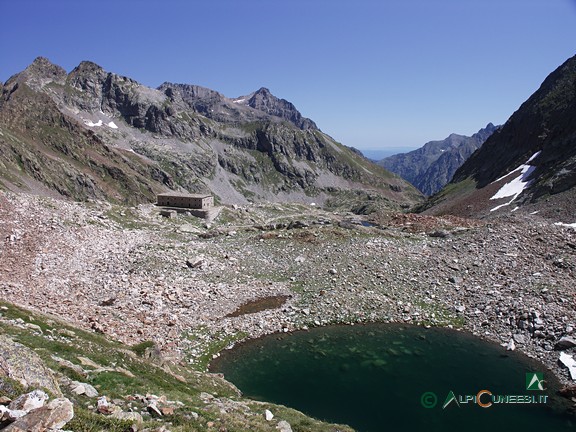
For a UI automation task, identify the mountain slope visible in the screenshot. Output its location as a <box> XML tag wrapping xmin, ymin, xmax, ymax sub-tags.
<box><xmin>378</xmin><ymin>123</ymin><xmax>497</xmax><ymax>195</ymax></box>
<box><xmin>0</xmin><ymin>59</ymin><xmax>174</xmax><ymax>203</ymax></box>
<box><xmin>422</xmin><ymin>54</ymin><xmax>576</xmax><ymax>219</ymax></box>
<box><xmin>0</xmin><ymin>57</ymin><xmax>422</xmax><ymax>210</ymax></box>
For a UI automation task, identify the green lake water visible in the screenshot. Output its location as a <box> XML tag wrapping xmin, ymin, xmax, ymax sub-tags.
<box><xmin>210</xmin><ymin>324</ymin><xmax>575</xmax><ymax>432</ymax></box>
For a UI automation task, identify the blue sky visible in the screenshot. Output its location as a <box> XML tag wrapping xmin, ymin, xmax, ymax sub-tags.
<box><xmin>2</xmin><ymin>0</ymin><xmax>576</xmax><ymax>156</ymax></box>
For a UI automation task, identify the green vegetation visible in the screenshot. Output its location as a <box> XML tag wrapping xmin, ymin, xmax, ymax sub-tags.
<box><xmin>104</xmin><ymin>206</ymin><xmax>154</xmax><ymax>230</ymax></box>
<box><xmin>66</xmin><ymin>407</ymin><xmax>134</xmax><ymax>432</ymax></box>
<box><xmin>0</xmin><ymin>301</ymin><xmax>352</xmax><ymax>431</ymax></box>
<box><xmin>185</xmin><ymin>327</ymin><xmax>249</xmax><ymax>371</ymax></box>
<box><xmin>129</xmin><ymin>340</ymin><xmax>155</xmax><ymax>357</ymax></box>
<box><xmin>413</xmin><ymin>300</ymin><xmax>466</xmax><ymax>328</ymax></box>
<box><xmin>415</xmin><ymin>176</ymin><xmax>476</xmax><ymax>213</ymax></box>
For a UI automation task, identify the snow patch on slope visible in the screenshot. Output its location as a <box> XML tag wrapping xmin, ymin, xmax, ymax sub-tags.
<box><xmin>489</xmin><ymin>151</ymin><xmax>540</xmax><ymax>212</ymax></box>
<box><xmin>83</xmin><ymin>118</ymin><xmax>119</xmax><ymax>130</ymax></box>
<box><xmin>84</xmin><ymin>119</ymin><xmax>103</xmax><ymax>127</ymax></box>
<box><xmin>554</xmin><ymin>222</ymin><xmax>576</xmax><ymax>229</ymax></box>
<box><xmin>560</xmin><ymin>352</ymin><xmax>576</xmax><ymax>380</ymax></box>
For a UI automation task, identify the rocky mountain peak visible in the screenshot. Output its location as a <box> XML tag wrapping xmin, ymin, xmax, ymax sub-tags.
<box><xmin>250</xmin><ymin>87</ymin><xmax>272</xmax><ymax>99</ymax></box>
<box><xmin>67</xmin><ymin>61</ymin><xmax>108</xmax><ymax>97</ymax></box>
<box><xmin>68</xmin><ymin>61</ymin><xmax>108</xmax><ymax>83</ymax></box>
<box><xmin>244</xmin><ymin>87</ymin><xmax>317</xmax><ymax>130</ymax></box>
<box><xmin>5</xmin><ymin>56</ymin><xmax>67</xmax><ymax>90</ymax></box>
<box><xmin>26</xmin><ymin>56</ymin><xmax>67</xmax><ymax>79</ymax></box>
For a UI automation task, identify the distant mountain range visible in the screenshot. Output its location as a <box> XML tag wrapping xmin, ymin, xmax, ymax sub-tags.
<box><xmin>423</xmin><ymin>54</ymin><xmax>576</xmax><ymax>220</ymax></box>
<box><xmin>0</xmin><ymin>57</ymin><xmax>422</xmax><ymax>211</ymax></box>
<box><xmin>4</xmin><ymin>55</ymin><xmax>574</xmax><ymax>220</ymax></box>
<box><xmin>378</xmin><ymin>124</ymin><xmax>498</xmax><ymax>196</ymax></box>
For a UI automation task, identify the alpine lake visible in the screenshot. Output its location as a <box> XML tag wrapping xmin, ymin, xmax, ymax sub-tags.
<box><xmin>210</xmin><ymin>323</ymin><xmax>575</xmax><ymax>432</ymax></box>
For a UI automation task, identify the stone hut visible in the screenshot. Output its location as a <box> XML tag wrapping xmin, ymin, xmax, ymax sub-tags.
<box><xmin>157</xmin><ymin>193</ymin><xmax>213</xmax><ymax>209</ymax></box>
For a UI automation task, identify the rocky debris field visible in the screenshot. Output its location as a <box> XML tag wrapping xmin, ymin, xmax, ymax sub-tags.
<box><xmin>1</xmin><ymin>190</ymin><xmax>576</xmax><ymax>397</ymax></box>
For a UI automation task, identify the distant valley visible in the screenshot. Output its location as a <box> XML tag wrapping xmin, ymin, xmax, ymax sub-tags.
<box><xmin>377</xmin><ymin>123</ymin><xmax>498</xmax><ymax>196</ymax></box>
<box><xmin>424</xmin><ymin>53</ymin><xmax>576</xmax><ymax>220</ymax></box>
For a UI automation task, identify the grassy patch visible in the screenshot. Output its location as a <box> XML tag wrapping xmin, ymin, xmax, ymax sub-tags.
<box><xmin>66</xmin><ymin>407</ymin><xmax>134</xmax><ymax>432</ymax></box>
<box><xmin>185</xmin><ymin>328</ymin><xmax>249</xmax><ymax>371</ymax></box>
<box><xmin>130</xmin><ymin>340</ymin><xmax>155</xmax><ymax>357</ymax></box>
<box><xmin>414</xmin><ymin>300</ymin><xmax>466</xmax><ymax>328</ymax></box>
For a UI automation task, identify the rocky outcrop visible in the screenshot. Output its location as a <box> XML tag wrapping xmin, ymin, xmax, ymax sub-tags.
<box><xmin>0</xmin><ymin>335</ymin><xmax>61</xmax><ymax>397</ymax></box>
<box><xmin>159</xmin><ymin>83</ymin><xmax>318</xmax><ymax>131</ymax></box>
<box><xmin>0</xmin><ymin>81</ymin><xmax>175</xmax><ymax>204</ymax></box>
<box><xmin>242</xmin><ymin>87</ymin><xmax>317</xmax><ymax>130</ymax></box>
<box><xmin>1</xmin><ymin>392</ymin><xmax>74</xmax><ymax>432</ymax></box>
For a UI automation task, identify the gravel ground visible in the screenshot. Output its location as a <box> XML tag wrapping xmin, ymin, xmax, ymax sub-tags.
<box><xmin>1</xmin><ymin>191</ymin><xmax>575</xmax><ymax>388</ymax></box>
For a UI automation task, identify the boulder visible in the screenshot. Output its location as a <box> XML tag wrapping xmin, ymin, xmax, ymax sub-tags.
<box><xmin>0</xmin><ymin>335</ymin><xmax>61</xmax><ymax>396</ymax></box>
<box><xmin>559</xmin><ymin>352</ymin><xmax>576</xmax><ymax>380</ymax></box>
<box><xmin>0</xmin><ymin>405</ymin><xmax>27</xmax><ymax>422</ymax></box>
<box><xmin>513</xmin><ymin>334</ymin><xmax>527</xmax><ymax>344</ymax></box>
<box><xmin>277</xmin><ymin>420</ymin><xmax>293</xmax><ymax>432</ymax></box>
<box><xmin>555</xmin><ymin>336</ymin><xmax>576</xmax><ymax>350</ymax></box>
<box><xmin>147</xmin><ymin>403</ymin><xmax>162</xmax><ymax>417</ymax></box>
<box><xmin>111</xmin><ymin>411</ymin><xmax>144</xmax><ymax>424</ymax></box>
<box><xmin>96</xmin><ymin>396</ymin><xmax>120</xmax><ymax>415</ymax></box>
<box><xmin>3</xmin><ymin>398</ymin><xmax>74</xmax><ymax>432</ymax></box>
<box><xmin>8</xmin><ymin>390</ymin><xmax>48</xmax><ymax>412</ymax></box>
<box><xmin>70</xmin><ymin>381</ymin><xmax>99</xmax><ymax>398</ymax></box>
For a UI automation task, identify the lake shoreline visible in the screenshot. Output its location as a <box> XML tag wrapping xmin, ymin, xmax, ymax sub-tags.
<box><xmin>210</xmin><ymin>322</ymin><xmax>576</xmax><ymax>431</ymax></box>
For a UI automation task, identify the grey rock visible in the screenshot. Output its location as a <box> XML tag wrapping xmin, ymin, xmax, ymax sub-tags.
<box><xmin>147</xmin><ymin>403</ymin><xmax>163</xmax><ymax>417</ymax></box>
<box><xmin>513</xmin><ymin>334</ymin><xmax>527</xmax><ymax>344</ymax></box>
<box><xmin>0</xmin><ymin>335</ymin><xmax>61</xmax><ymax>396</ymax></box>
<box><xmin>111</xmin><ymin>411</ymin><xmax>144</xmax><ymax>424</ymax></box>
<box><xmin>3</xmin><ymin>398</ymin><xmax>74</xmax><ymax>432</ymax></box>
<box><xmin>186</xmin><ymin>258</ymin><xmax>204</xmax><ymax>269</ymax></box>
<box><xmin>428</xmin><ymin>230</ymin><xmax>449</xmax><ymax>238</ymax></box>
<box><xmin>555</xmin><ymin>336</ymin><xmax>576</xmax><ymax>350</ymax></box>
<box><xmin>277</xmin><ymin>420</ymin><xmax>294</xmax><ymax>432</ymax></box>
<box><xmin>0</xmin><ymin>405</ymin><xmax>27</xmax><ymax>422</ymax></box>
<box><xmin>8</xmin><ymin>390</ymin><xmax>48</xmax><ymax>412</ymax></box>
<box><xmin>70</xmin><ymin>381</ymin><xmax>99</xmax><ymax>398</ymax></box>
<box><xmin>448</xmin><ymin>276</ymin><xmax>463</xmax><ymax>284</ymax></box>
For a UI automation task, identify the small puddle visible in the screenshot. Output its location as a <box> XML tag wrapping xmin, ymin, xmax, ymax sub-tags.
<box><xmin>225</xmin><ymin>295</ymin><xmax>290</xmax><ymax>318</ymax></box>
